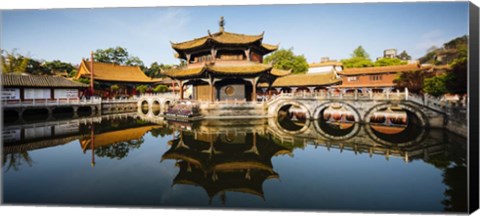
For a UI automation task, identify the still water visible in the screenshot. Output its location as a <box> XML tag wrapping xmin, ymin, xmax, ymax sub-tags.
<box><xmin>2</xmin><ymin>113</ymin><xmax>467</xmax><ymax>213</ymax></box>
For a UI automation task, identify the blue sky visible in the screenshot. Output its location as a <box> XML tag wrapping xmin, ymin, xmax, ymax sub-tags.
<box><xmin>1</xmin><ymin>2</ymin><xmax>469</xmax><ymax>66</ymax></box>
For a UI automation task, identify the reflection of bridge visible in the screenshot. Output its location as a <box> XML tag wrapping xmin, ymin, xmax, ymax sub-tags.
<box><xmin>134</xmin><ymin>113</ymin><xmax>458</xmax><ymax>163</ymax></box>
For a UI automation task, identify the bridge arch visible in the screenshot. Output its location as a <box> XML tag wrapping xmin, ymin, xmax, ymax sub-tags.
<box><xmin>152</xmin><ymin>100</ymin><xmax>161</xmax><ymax>116</ymax></box>
<box><xmin>272</xmin><ymin>100</ymin><xmax>312</xmax><ymax>120</ymax></box>
<box><xmin>363</xmin><ymin>102</ymin><xmax>428</xmax><ymax>146</ymax></box>
<box><xmin>312</xmin><ymin>101</ymin><xmax>362</xmax><ymax>122</ymax></box>
<box><xmin>274</xmin><ymin>117</ymin><xmax>312</xmax><ymax>136</ymax></box>
<box><xmin>364</xmin><ymin>102</ymin><xmax>428</xmax><ymax>127</ymax></box>
<box><xmin>313</xmin><ymin>120</ymin><xmax>361</xmax><ymax>141</ymax></box>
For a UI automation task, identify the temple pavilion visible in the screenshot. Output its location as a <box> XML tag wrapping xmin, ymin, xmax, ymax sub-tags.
<box><xmin>164</xmin><ymin>17</ymin><xmax>291</xmax><ymax>102</ymax></box>
<box><xmin>75</xmin><ymin>59</ymin><xmax>170</xmax><ymax>98</ymax></box>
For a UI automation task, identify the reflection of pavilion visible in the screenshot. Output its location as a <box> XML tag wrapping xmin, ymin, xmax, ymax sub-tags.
<box><xmin>162</xmin><ymin>130</ymin><xmax>291</xmax><ymax>203</ymax></box>
<box><xmin>79</xmin><ymin>124</ymin><xmax>161</xmax><ymax>166</ymax></box>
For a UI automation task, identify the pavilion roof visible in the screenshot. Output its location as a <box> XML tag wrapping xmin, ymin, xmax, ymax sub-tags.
<box><xmin>171</xmin><ymin>31</ymin><xmax>268</xmax><ymax>51</ymax></box>
<box><xmin>2</xmin><ymin>74</ymin><xmax>88</xmax><ymax>88</ymax></box>
<box><xmin>80</xmin><ymin>125</ymin><xmax>160</xmax><ymax>151</ymax></box>
<box><xmin>338</xmin><ymin>64</ymin><xmax>423</xmax><ymax>76</ymax></box>
<box><xmin>77</xmin><ymin>60</ymin><xmax>164</xmax><ymax>83</ymax></box>
<box><xmin>268</xmin><ymin>71</ymin><xmax>342</xmax><ymax>87</ymax></box>
<box><xmin>163</xmin><ymin>63</ymin><xmax>290</xmax><ymax>79</ymax></box>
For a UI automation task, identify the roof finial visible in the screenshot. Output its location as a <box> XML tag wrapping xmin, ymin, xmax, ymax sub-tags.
<box><xmin>219</xmin><ymin>16</ymin><xmax>225</xmax><ymax>32</ymax></box>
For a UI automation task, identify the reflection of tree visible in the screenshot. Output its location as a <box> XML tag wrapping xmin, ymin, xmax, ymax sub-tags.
<box><xmin>442</xmin><ymin>165</ymin><xmax>467</xmax><ymax>212</ymax></box>
<box><xmin>150</xmin><ymin>127</ymin><xmax>173</xmax><ymax>138</ymax></box>
<box><xmin>424</xmin><ymin>132</ymin><xmax>467</xmax><ymax>213</ymax></box>
<box><xmin>94</xmin><ymin>139</ymin><xmax>144</xmax><ymax>159</ymax></box>
<box><xmin>2</xmin><ymin>152</ymin><xmax>33</xmax><ymax>172</ymax></box>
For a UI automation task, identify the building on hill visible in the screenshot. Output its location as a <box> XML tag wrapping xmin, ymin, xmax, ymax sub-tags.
<box><xmin>163</xmin><ymin>17</ymin><xmax>290</xmax><ymax>102</ymax></box>
<box><xmin>75</xmin><ymin>59</ymin><xmax>170</xmax><ymax>98</ymax></box>
<box><xmin>383</xmin><ymin>49</ymin><xmax>397</xmax><ymax>58</ymax></box>
<box><xmin>307</xmin><ymin>58</ymin><xmax>343</xmax><ymax>74</ymax></box>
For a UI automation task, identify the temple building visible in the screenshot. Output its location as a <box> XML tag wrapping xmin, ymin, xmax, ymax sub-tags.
<box><xmin>2</xmin><ymin>74</ymin><xmax>88</xmax><ymax>101</ymax></box>
<box><xmin>164</xmin><ymin>17</ymin><xmax>290</xmax><ymax>102</ymax></box>
<box><xmin>257</xmin><ymin>60</ymin><xmax>342</xmax><ymax>96</ymax></box>
<box><xmin>75</xmin><ymin>59</ymin><xmax>170</xmax><ymax>98</ymax></box>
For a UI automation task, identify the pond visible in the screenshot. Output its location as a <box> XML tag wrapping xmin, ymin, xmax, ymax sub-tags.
<box><xmin>2</xmin><ymin>113</ymin><xmax>467</xmax><ymax>213</ymax></box>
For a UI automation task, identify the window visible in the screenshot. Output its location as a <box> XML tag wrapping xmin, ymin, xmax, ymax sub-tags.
<box><xmin>193</xmin><ymin>54</ymin><xmax>212</xmax><ymax>63</ymax></box>
<box><xmin>347</xmin><ymin>76</ymin><xmax>358</xmax><ymax>82</ymax></box>
<box><xmin>370</xmin><ymin>75</ymin><xmax>382</xmax><ymax>81</ymax></box>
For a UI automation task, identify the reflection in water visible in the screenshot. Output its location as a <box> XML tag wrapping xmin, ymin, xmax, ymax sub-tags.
<box><xmin>162</xmin><ymin>131</ymin><xmax>291</xmax><ymax>203</ymax></box>
<box><xmin>2</xmin><ymin>113</ymin><xmax>468</xmax><ymax>212</ymax></box>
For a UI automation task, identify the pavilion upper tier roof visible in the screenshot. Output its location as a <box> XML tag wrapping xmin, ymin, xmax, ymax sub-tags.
<box><xmin>163</xmin><ymin>63</ymin><xmax>291</xmax><ymax>79</ymax></box>
<box><xmin>76</xmin><ymin>60</ymin><xmax>165</xmax><ymax>83</ymax></box>
<box><xmin>171</xmin><ymin>31</ymin><xmax>278</xmax><ymax>53</ymax></box>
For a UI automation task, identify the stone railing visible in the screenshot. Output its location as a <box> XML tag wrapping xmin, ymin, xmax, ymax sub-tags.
<box><xmin>407</xmin><ymin>93</ymin><xmax>467</xmax><ymax>116</ymax></box>
<box><xmin>267</xmin><ymin>90</ymin><xmax>408</xmax><ymax>105</ymax></box>
<box><xmin>102</xmin><ymin>97</ymin><xmax>138</xmax><ymax>103</ymax></box>
<box><xmin>2</xmin><ymin>97</ymin><xmax>102</xmax><ymax>108</ymax></box>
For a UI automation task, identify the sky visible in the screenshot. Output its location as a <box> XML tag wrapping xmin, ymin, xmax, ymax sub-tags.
<box><xmin>1</xmin><ymin>2</ymin><xmax>470</xmax><ymax>66</ymax></box>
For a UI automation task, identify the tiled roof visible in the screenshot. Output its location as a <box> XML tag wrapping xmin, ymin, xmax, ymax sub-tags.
<box><xmin>270</xmin><ymin>68</ymin><xmax>291</xmax><ymax>77</ymax></box>
<box><xmin>270</xmin><ymin>71</ymin><xmax>341</xmax><ymax>87</ymax></box>
<box><xmin>80</xmin><ymin>126</ymin><xmax>160</xmax><ymax>150</ymax></box>
<box><xmin>77</xmin><ymin>60</ymin><xmax>164</xmax><ymax>83</ymax></box>
<box><xmin>163</xmin><ymin>66</ymin><xmax>206</xmax><ymax>79</ymax></box>
<box><xmin>261</xmin><ymin>43</ymin><xmax>279</xmax><ymax>51</ymax></box>
<box><xmin>309</xmin><ymin>61</ymin><xmax>343</xmax><ymax>67</ymax></box>
<box><xmin>171</xmin><ymin>31</ymin><xmax>265</xmax><ymax>50</ymax></box>
<box><xmin>2</xmin><ymin>74</ymin><xmax>88</xmax><ymax>88</ymax></box>
<box><xmin>163</xmin><ymin>63</ymin><xmax>289</xmax><ymax>78</ymax></box>
<box><xmin>338</xmin><ymin>64</ymin><xmax>422</xmax><ymax>75</ymax></box>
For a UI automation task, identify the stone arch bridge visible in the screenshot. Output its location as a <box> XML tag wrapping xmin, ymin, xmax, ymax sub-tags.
<box><xmin>267</xmin><ymin>91</ymin><xmax>463</xmax><ymax>129</ymax></box>
<box><xmin>136</xmin><ymin>93</ymin><xmax>178</xmax><ymax>117</ymax></box>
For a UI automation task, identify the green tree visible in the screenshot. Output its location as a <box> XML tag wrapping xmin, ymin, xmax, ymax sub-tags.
<box><xmin>397</xmin><ymin>50</ymin><xmax>411</xmax><ymax>61</ymax></box>
<box><xmin>43</xmin><ymin>60</ymin><xmax>75</xmax><ymax>75</ymax></box>
<box><xmin>1</xmin><ymin>49</ymin><xmax>29</xmax><ymax>74</ymax></box>
<box><xmin>263</xmin><ymin>48</ymin><xmax>308</xmax><ymax>74</ymax></box>
<box><xmin>153</xmin><ymin>84</ymin><xmax>169</xmax><ymax>93</ymax></box>
<box><xmin>93</xmin><ymin>46</ymin><xmax>144</xmax><ymax>68</ymax></box>
<box><xmin>145</xmin><ymin>62</ymin><xmax>174</xmax><ymax>78</ymax></box>
<box><xmin>394</xmin><ymin>71</ymin><xmax>431</xmax><ymax>94</ymax></box>
<box><xmin>136</xmin><ymin>85</ymin><xmax>149</xmax><ymax>94</ymax></box>
<box><xmin>341</xmin><ymin>57</ymin><xmax>374</xmax><ymax>68</ymax></box>
<box><xmin>351</xmin><ymin>46</ymin><xmax>370</xmax><ymax>59</ymax></box>
<box><xmin>445</xmin><ymin>57</ymin><xmax>467</xmax><ymax>94</ymax></box>
<box><xmin>25</xmin><ymin>58</ymin><xmax>49</xmax><ymax>75</ymax></box>
<box><xmin>341</xmin><ymin>46</ymin><xmax>374</xmax><ymax>68</ymax></box>
<box><xmin>423</xmin><ymin>74</ymin><xmax>448</xmax><ymax>97</ymax></box>
<box><xmin>374</xmin><ymin>58</ymin><xmax>407</xmax><ymax>67</ymax></box>
<box><xmin>76</xmin><ymin>77</ymin><xmax>91</xmax><ymax>85</ymax></box>
<box><xmin>110</xmin><ymin>84</ymin><xmax>120</xmax><ymax>93</ymax></box>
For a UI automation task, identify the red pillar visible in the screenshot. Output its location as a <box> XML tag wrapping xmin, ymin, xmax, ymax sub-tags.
<box><xmin>90</xmin><ymin>124</ymin><xmax>95</xmax><ymax>167</ymax></box>
<box><xmin>90</xmin><ymin>51</ymin><xmax>95</xmax><ymax>97</ymax></box>
<box><xmin>180</xmin><ymin>81</ymin><xmax>184</xmax><ymax>100</ymax></box>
